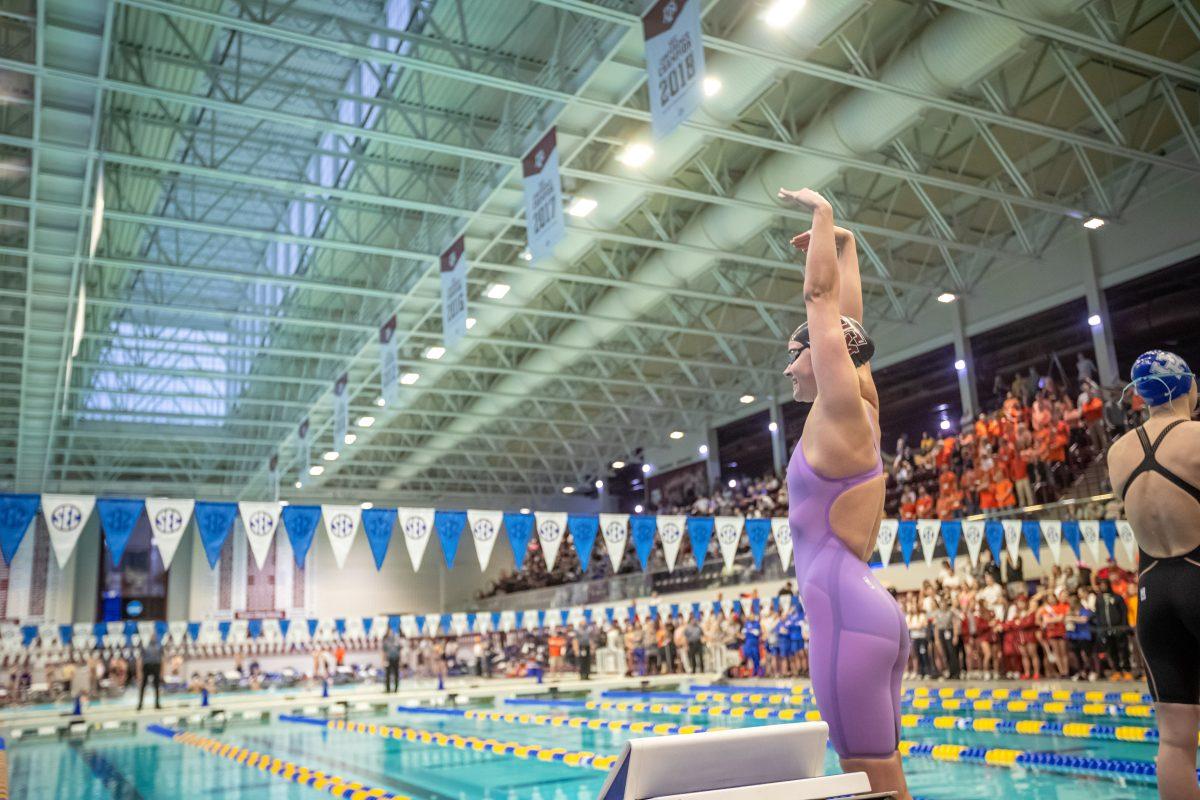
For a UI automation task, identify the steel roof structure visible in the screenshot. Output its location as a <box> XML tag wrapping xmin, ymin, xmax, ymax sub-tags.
<box><xmin>1</xmin><ymin>0</ymin><xmax>1198</xmax><ymax>503</ymax></box>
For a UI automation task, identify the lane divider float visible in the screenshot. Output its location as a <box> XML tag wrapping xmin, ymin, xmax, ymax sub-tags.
<box><xmin>687</xmin><ymin>684</ymin><xmax>1152</xmax><ymax>705</ymax></box>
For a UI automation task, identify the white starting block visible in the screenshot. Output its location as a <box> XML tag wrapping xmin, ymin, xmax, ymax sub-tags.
<box><xmin>597</xmin><ymin>722</ymin><xmax>889</xmax><ymax>800</ymax></box>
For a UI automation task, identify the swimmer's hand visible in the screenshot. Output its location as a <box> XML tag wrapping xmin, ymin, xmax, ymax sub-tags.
<box><xmin>791</xmin><ymin>226</ymin><xmax>854</xmax><ymax>252</ymax></box>
<box><xmin>777</xmin><ymin>187</ymin><xmax>831</xmax><ymax>213</ymax></box>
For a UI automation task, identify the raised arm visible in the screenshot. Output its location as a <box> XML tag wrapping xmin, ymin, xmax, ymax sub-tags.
<box><xmin>790</xmin><ymin>225</ymin><xmax>863</xmax><ymax>323</ymax></box>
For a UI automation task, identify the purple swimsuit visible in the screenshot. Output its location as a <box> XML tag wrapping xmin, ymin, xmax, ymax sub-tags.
<box><xmin>788</xmin><ymin>434</ymin><xmax>908</xmax><ymax>759</ymax></box>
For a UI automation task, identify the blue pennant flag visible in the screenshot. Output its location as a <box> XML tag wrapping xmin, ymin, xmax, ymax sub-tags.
<box><xmin>941</xmin><ymin>521</ymin><xmax>962</xmax><ymax>562</ymax></box>
<box><xmin>0</xmin><ymin>493</ymin><xmax>39</xmax><ymax>565</ymax></box>
<box><xmin>514</xmin><ymin>611</ymin><xmax>524</xmax><ymax>630</ymax></box>
<box><xmin>280</xmin><ymin>505</ymin><xmax>322</xmax><ymax>568</ymax></box>
<box><xmin>686</xmin><ymin>517</ymin><xmax>714</xmax><ymax>570</ymax></box>
<box><xmin>247</xmin><ymin>619</ymin><xmax>262</xmax><ymax>640</ymax></box>
<box><xmin>361</xmin><ymin>508</ymin><xmax>398</xmax><ymax>571</ymax></box>
<box><xmin>434</xmin><ymin>510</ymin><xmax>466</xmax><ymax>569</ymax></box>
<box><xmin>691</xmin><ymin>603</ymin><xmax>701</xmax><ymax>618</ymax></box>
<box><xmin>466</xmin><ymin>613</ymin><xmax>476</xmax><ymax>632</ymax></box>
<box><xmin>194</xmin><ymin>502</ymin><xmax>238</xmax><ymax>568</ymax></box>
<box><xmin>94</xmin><ymin>622</ymin><xmax>107</xmax><ymax>643</ymax></box>
<box><xmin>898</xmin><ymin>521</ymin><xmax>917</xmax><ymax>567</ymax></box>
<box><xmin>583</xmin><ymin>609</ymin><xmax>593</xmax><ymax>623</ymax></box>
<box><xmin>712</xmin><ymin>601</ymin><xmax>721</xmax><ymax>615</ymax></box>
<box><xmin>1062</xmin><ymin>520</ymin><xmax>1082</xmax><ymax>560</ymax></box>
<box><xmin>1023</xmin><ymin>520</ymin><xmax>1043</xmax><ymax>563</ymax></box>
<box><xmin>751</xmin><ymin>598</ymin><xmax>761</xmax><ymax>614</ymax></box>
<box><xmin>389</xmin><ymin>616</ymin><xmax>401</xmax><ymax>633</ymax></box>
<box><xmin>984</xmin><ymin>520</ymin><xmax>1005</xmax><ymax>564</ymax></box>
<box><xmin>60</xmin><ymin>624</ymin><xmax>73</xmax><ymax>646</ymax></box>
<box><xmin>649</xmin><ymin>605</ymin><xmax>658</xmax><ymax>620</ymax></box>
<box><xmin>415</xmin><ymin>615</ymin><xmax>426</xmax><ymax>634</ymax></box>
<box><xmin>502</xmin><ymin>512</ymin><xmax>534</xmax><ymax>570</ymax></box>
<box><xmin>732</xmin><ymin>599</ymin><xmax>743</xmax><ymax>616</ymax></box>
<box><xmin>490</xmin><ymin>612</ymin><xmax>501</xmax><ymax>631</ymax></box>
<box><xmin>279</xmin><ymin>619</ymin><xmax>291</xmax><ymax>639</ymax></box>
<box><xmin>306</xmin><ymin>618</ymin><xmax>319</xmax><ymax>638</ymax></box>
<box><xmin>186</xmin><ymin>622</ymin><xmax>200</xmax><ymax>641</ymax></box>
<box><xmin>97</xmin><ymin>498</ymin><xmax>145</xmax><ymax>567</ymax></box>
<box><xmin>605</xmin><ymin>607</ymin><xmax>615</xmax><ymax>623</ymax></box>
<box><xmin>217</xmin><ymin>621</ymin><xmax>231</xmax><ymax>642</ymax></box>
<box><xmin>363</xmin><ymin>617</ymin><xmax>374</xmax><ymax>637</ymax></box>
<box><xmin>627</xmin><ymin>606</ymin><xmax>636</xmax><ymax>622</ymax></box>
<box><xmin>439</xmin><ymin>614</ymin><xmax>451</xmax><ymax>634</ymax></box>
<box><xmin>630</xmin><ymin>515</ymin><xmax>657</xmax><ymax>571</ymax></box>
<box><xmin>771</xmin><ymin>597</ymin><xmax>780</xmax><ymax>612</ymax></box>
<box><xmin>537</xmin><ymin>609</ymin><xmax>546</xmax><ymax>629</ymax></box>
<box><xmin>123</xmin><ymin>620</ymin><xmax>137</xmax><ymax>644</ymax></box>
<box><xmin>1099</xmin><ymin>520</ymin><xmax>1117</xmax><ymax>558</ymax></box>
<box><xmin>745</xmin><ymin>519</ymin><xmax>772</xmax><ymax>570</ymax></box>
<box><xmin>154</xmin><ymin>620</ymin><xmax>169</xmax><ymax>641</ymax></box>
<box><xmin>334</xmin><ymin>619</ymin><xmax>346</xmax><ymax>637</ymax></box>
<box><xmin>568</xmin><ymin>515</ymin><xmax>599</xmax><ymax>571</ymax></box>
<box><xmin>21</xmin><ymin>625</ymin><xmax>37</xmax><ymax>647</ymax></box>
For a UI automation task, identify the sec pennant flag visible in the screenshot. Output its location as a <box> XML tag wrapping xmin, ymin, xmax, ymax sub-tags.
<box><xmin>467</xmin><ymin>509</ymin><xmax>503</xmax><ymax>572</ymax></box>
<box><xmin>322</xmin><ymin>505</ymin><xmax>362</xmax><ymax>569</ymax></box>
<box><xmin>398</xmin><ymin>508</ymin><xmax>435</xmax><ymax>571</ymax></box>
<box><xmin>522</xmin><ymin>128</ymin><xmax>565</xmax><ymax>261</ymax></box>
<box><xmin>642</xmin><ymin>0</ymin><xmax>705</xmax><ymax>140</ymax></box>
<box><xmin>599</xmin><ymin>513</ymin><xmax>628</xmax><ymax>571</ymax></box>
<box><xmin>714</xmin><ymin>516</ymin><xmax>742</xmax><ymax>571</ymax></box>
<box><xmin>238</xmin><ymin>502</ymin><xmax>281</xmax><ymax>570</ymax></box>
<box><xmin>535</xmin><ymin>512</ymin><xmax>567</xmax><ymax>571</ymax></box>
<box><xmin>771</xmin><ymin>518</ymin><xmax>792</xmax><ymax>571</ymax></box>
<box><xmin>145</xmin><ymin>498</ymin><xmax>194</xmax><ymax>570</ymax></box>
<box><xmin>657</xmin><ymin>515</ymin><xmax>686</xmax><ymax>572</ymax></box>
<box><xmin>440</xmin><ymin>236</ymin><xmax>470</xmax><ymax>351</ymax></box>
<box><xmin>41</xmin><ymin>494</ymin><xmax>96</xmax><ymax>568</ymax></box>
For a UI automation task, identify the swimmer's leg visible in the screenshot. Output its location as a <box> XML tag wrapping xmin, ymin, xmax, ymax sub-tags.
<box><xmin>1154</xmin><ymin>703</ymin><xmax>1200</xmax><ymax>800</ymax></box>
<box><xmin>840</xmin><ymin>754</ymin><xmax>911</xmax><ymax>800</ymax></box>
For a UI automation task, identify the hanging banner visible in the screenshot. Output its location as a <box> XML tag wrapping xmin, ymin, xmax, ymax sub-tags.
<box><xmin>657</xmin><ymin>515</ymin><xmax>686</xmax><ymax>572</ymax></box>
<box><xmin>1116</xmin><ymin>520</ymin><xmax>1137</xmax><ymax>564</ymax></box>
<box><xmin>145</xmin><ymin>498</ymin><xmax>194</xmax><ymax>570</ymax></box>
<box><xmin>630</xmin><ymin>515</ymin><xmax>657</xmax><ymax>571</ymax></box>
<box><xmin>322</xmin><ymin>505</ymin><xmax>362</xmax><ymax>569</ymax></box>
<box><xmin>917</xmin><ymin>519</ymin><xmax>941</xmax><ymax>567</ymax></box>
<box><xmin>398</xmin><ymin>507</ymin><xmax>435</xmax><ymax>571</ymax></box>
<box><xmin>876</xmin><ymin>518</ymin><xmax>898</xmax><ymax>568</ymax></box>
<box><xmin>535</xmin><ymin>511</ymin><xmax>568</xmax><ymax>571</ymax></box>
<box><xmin>268</xmin><ymin>454</ymin><xmax>280</xmax><ymax>502</ymax></box>
<box><xmin>361</xmin><ymin>507</ymin><xmax>397</xmax><ymax>571</ymax></box>
<box><xmin>745</xmin><ymin>519</ymin><xmax>771</xmax><ymax>570</ymax></box>
<box><xmin>771</xmin><ymin>518</ymin><xmax>792</xmax><ymax>571</ymax></box>
<box><xmin>379</xmin><ymin>315</ymin><xmax>399</xmax><ymax>404</ymax></box>
<box><xmin>280</xmin><ymin>504</ymin><xmax>321</xmax><ymax>567</ymax></box>
<box><xmin>97</xmin><ymin>498</ymin><xmax>145</xmax><ymax>567</ymax></box>
<box><xmin>985</xmin><ymin>520</ymin><xmax>1005</xmax><ymax>564</ymax></box>
<box><xmin>599</xmin><ymin>513</ymin><xmax>629</xmax><ymax>572</ymax></box>
<box><xmin>297</xmin><ymin>418</ymin><xmax>311</xmax><ymax>482</ymax></box>
<box><xmin>332</xmin><ymin>372</ymin><xmax>349</xmax><ymax>454</ymax></box>
<box><xmin>688</xmin><ymin>516</ymin><xmax>716</xmax><ymax>570</ymax></box>
<box><xmin>1079</xmin><ymin>520</ymin><xmax>1102</xmax><ymax>564</ymax></box>
<box><xmin>568</xmin><ymin>514</ymin><xmax>599</xmax><ymax>571</ymax></box>
<box><xmin>941</xmin><ymin>520</ymin><xmax>961</xmax><ymax>563</ymax></box>
<box><xmin>1099</xmin><ymin>520</ymin><xmax>1118</xmax><ymax>559</ymax></box>
<box><xmin>440</xmin><ymin>236</ymin><xmax>470</xmax><ymax>351</ymax></box>
<box><xmin>522</xmin><ymin>127</ymin><xmax>566</xmax><ymax>262</ymax></box>
<box><xmin>434</xmin><ymin>509</ymin><xmax>466</xmax><ymax>569</ymax></box>
<box><xmin>642</xmin><ymin>0</ymin><xmax>705</xmax><ymax>140</ymax></box>
<box><xmin>467</xmin><ymin>509</ymin><xmax>503</xmax><ymax>572</ymax></box>
<box><xmin>502</xmin><ymin>512</ymin><xmax>534</xmax><ymax>570</ymax></box>
<box><xmin>0</xmin><ymin>493</ymin><xmax>39</xmax><ymax>566</ymax></box>
<box><xmin>238</xmin><ymin>501</ymin><xmax>281</xmax><ymax>571</ymax></box>
<box><xmin>41</xmin><ymin>494</ymin><xmax>96</xmax><ymax>568</ymax></box>
<box><xmin>1062</xmin><ymin>520</ymin><xmax>1082</xmax><ymax>561</ymax></box>
<box><xmin>194</xmin><ymin>501</ymin><xmax>237</xmax><ymax>568</ymax></box>
<box><xmin>1022</xmin><ymin>520</ymin><xmax>1042</xmax><ymax>563</ymax></box>
<box><xmin>898</xmin><ymin>520</ymin><xmax>917</xmax><ymax>567</ymax></box>
<box><xmin>713</xmin><ymin>516</ymin><xmax>741</xmax><ymax>570</ymax></box>
<box><xmin>1040</xmin><ymin>520</ymin><xmax>1063</xmax><ymax>565</ymax></box>
<box><xmin>962</xmin><ymin>520</ymin><xmax>985</xmax><ymax>567</ymax></box>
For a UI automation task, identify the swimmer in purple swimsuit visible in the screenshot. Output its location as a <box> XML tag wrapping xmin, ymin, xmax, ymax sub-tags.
<box><xmin>778</xmin><ymin>187</ymin><xmax>911</xmax><ymax>800</ymax></box>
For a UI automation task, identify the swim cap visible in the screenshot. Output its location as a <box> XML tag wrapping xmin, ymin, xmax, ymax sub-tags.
<box><xmin>790</xmin><ymin>315</ymin><xmax>874</xmax><ymax>367</ymax></box>
<box><xmin>1128</xmin><ymin>349</ymin><xmax>1194</xmax><ymax>406</ymax></box>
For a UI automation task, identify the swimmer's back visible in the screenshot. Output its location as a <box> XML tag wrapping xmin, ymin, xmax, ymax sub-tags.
<box><xmin>1108</xmin><ymin>417</ymin><xmax>1200</xmax><ymax>559</ymax></box>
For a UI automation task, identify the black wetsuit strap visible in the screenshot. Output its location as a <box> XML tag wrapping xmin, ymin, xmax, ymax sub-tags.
<box><xmin>1121</xmin><ymin>420</ymin><xmax>1200</xmax><ymax>506</ymax></box>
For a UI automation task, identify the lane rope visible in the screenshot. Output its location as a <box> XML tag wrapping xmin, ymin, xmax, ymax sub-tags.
<box><xmin>687</xmin><ymin>684</ymin><xmax>1153</xmax><ymax>705</ymax></box>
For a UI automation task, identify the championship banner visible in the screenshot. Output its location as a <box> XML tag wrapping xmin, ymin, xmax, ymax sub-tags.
<box><xmin>361</xmin><ymin>507</ymin><xmax>397</xmax><ymax>570</ymax></box>
<box><xmin>280</xmin><ymin>504</ymin><xmax>321</xmax><ymax>567</ymax></box>
<box><xmin>657</xmin><ymin>515</ymin><xmax>686</xmax><ymax>572</ymax></box>
<box><xmin>467</xmin><ymin>509</ymin><xmax>503</xmax><ymax>572</ymax></box>
<box><xmin>298</xmin><ymin>417</ymin><xmax>311</xmax><ymax>481</ymax></box>
<box><xmin>535</xmin><ymin>511</ymin><xmax>568</xmax><ymax>571</ymax></box>
<box><xmin>568</xmin><ymin>514</ymin><xmax>599</xmax><ymax>571</ymax></box>
<box><xmin>1022</xmin><ymin>520</ymin><xmax>1042</xmax><ymax>563</ymax></box>
<box><xmin>687</xmin><ymin>516</ymin><xmax>715</xmax><ymax>570</ymax></box>
<box><xmin>876</xmin><ymin>518</ymin><xmax>898</xmax><ymax>568</ymax></box>
<box><xmin>1040</xmin><ymin>520</ymin><xmax>1063</xmax><ymax>565</ymax></box>
<box><xmin>97</xmin><ymin>498</ymin><xmax>145</xmax><ymax>567</ymax></box>
<box><xmin>642</xmin><ymin>0</ymin><xmax>705</xmax><ymax>140</ymax></box>
<box><xmin>1116</xmin><ymin>520</ymin><xmax>1136</xmax><ymax>564</ymax></box>
<box><xmin>0</xmin><ymin>493</ymin><xmax>39</xmax><ymax>565</ymax></box>
<box><xmin>917</xmin><ymin>519</ymin><xmax>940</xmax><ymax>567</ymax></box>
<box><xmin>379</xmin><ymin>315</ymin><xmax>399</xmax><ymax>404</ymax></box>
<box><xmin>332</xmin><ymin>372</ymin><xmax>349</xmax><ymax>454</ymax></box>
<box><xmin>41</xmin><ymin>494</ymin><xmax>96</xmax><ymax>568</ymax></box>
<box><xmin>145</xmin><ymin>497</ymin><xmax>194</xmax><ymax>570</ymax></box>
<box><xmin>599</xmin><ymin>513</ymin><xmax>629</xmax><ymax>571</ymax></box>
<box><xmin>940</xmin><ymin>520</ymin><xmax>961</xmax><ymax>562</ymax></box>
<box><xmin>238</xmin><ymin>501</ymin><xmax>281</xmax><ymax>570</ymax></box>
<box><xmin>502</xmin><ymin>512</ymin><xmax>534</xmax><ymax>570</ymax></box>
<box><xmin>398</xmin><ymin>507</ymin><xmax>435</xmax><ymax>571</ymax></box>
<box><xmin>440</xmin><ymin>236</ymin><xmax>470</xmax><ymax>351</ymax></box>
<box><xmin>962</xmin><ymin>520</ymin><xmax>985</xmax><ymax>567</ymax></box>
<box><xmin>268</xmin><ymin>454</ymin><xmax>280</xmax><ymax>501</ymax></box>
<box><xmin>714</xmin><ymin>516</ymin><xmax>741</xmax><ymax>570</ymax></box>
<box><xmin>745</xmin><ymin>519</ymin><xmax>771</xmax><ymax>570</ymax></box>
<box><xmin>322</xmin><ymin>505</ymin><xmax>362</xmax><ymax>569</ymax></box>
<box><xmin>1001</xmin><ymin>519</ymin><xmax>1022</xmax><ymax>564</ymax></box>
<box><xmin>898</xmin><ymin>520</ymin><xmax>917</xmax><ymax>567</ymax></box>
<box><xmin>771</xmin><ymin>518</ymin><xmax>792</xmax><ymax>571</ymax></box>
<box><xmin>434</xmin><ymin>510</ymin><xmax>467</xmax><ymax>569</ymax></box>
<box><xmin>1078</xmin><ymin>520</ymin><xmax>1102</xmax><ymax>564</ymax></box>
<box><xmin>630</xmin><ymin>515</ymin><xmax>657</xmax><ymax>571</ymax></box>
<box><xmin>194</xmin><ymin>501</ymin><xmax>238</xmax><ymax>568</ymax></box>
<box><xmin>521</xmin><ymin>127</ymin><xmax>565</xmax><ymax>262</ymax></box>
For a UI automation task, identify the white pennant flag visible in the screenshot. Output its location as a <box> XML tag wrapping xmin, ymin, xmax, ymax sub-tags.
<box><xmin>398</xmin><ymin>508</ymin><xmax>435</xmax><ymax>571</ymax></box>
<box><xmin>321</xmin><ymin>505</ymin><xmax>362</xmax><ymax>569</ymax></box>
<box><xmin>714</xmin><ymin>516</ymin><xmax>743</xmax><ymax>570</ymax></box>
<box><xmin>917</xmin><ymin>519</ymin><xmax>941</xmax><ymax>567</ymax></box>
<box><xmin>771</xmin><ymin>518</ymin><xmax>792</xmax><ymax>571</ymax></box>
<box><xmin>1001</xmin><ymin>520</ymin><xmax>1022</xmax><ymax>563</ymax></box>
<box><xmin>467</xmin><ymin>509</ymin><xmax>503</xmax><ymax>572</ymax></box>
<box><xmin>238</xmin><ymin>502</ymin><xmax>281</xmax><ymax>570</ymax></box>
<box><xmin>144</xmin><ymin>498</ymin><xmax>194</xmax><ymax>570</ymax></box>
<box><xmin>1079</xmin><ymin>520</ymin><xmax>1102</xmax><ymax>564</ymax></box>
<box><xmin>168</xmin><ymin>621</ymin><xmax>188</xmax><ymax>644</ymax></box>
<box><xmin>876</xmin><ymin>519</ymin><xmax>898</xmax><ymax>568</ymax></box>
<box><xmin>536</xmin><ymin>512</ymin><xmax>568</xmax><ymax>571</ymax></box>
<box><xmin>1116</xmin><ymin>520</ymin><xmax>1137</xmax><ymax>565</ymax></box>
<box><xmin>451</xmin><ymin>612</ymin><xmax>469</xmax><ymax>636</ymax></box>
<box><xmin>41</xmin><ymin>494</ymin><xmax>96</xmax><ymax>569</ymax></box>
<box><xmin>599</xmin><ymin>513</ymin><xmax>629</xmax><ymax>572</ymax></box>
<box><xmin>657</xmin><ymin>515</ymin><xmax>686</xmax><ymax>573</ymax></box>
<box><xmin>499</xmin><ymin>610</ymin><xmax>516</xmax><ymax>632</ymax></box>
<box><xmin>962</xmin><ymin>520</ymin><xmax>986</xmax><ymax>566</ymax></box>
<box><xmin>1040</xmin><ymin>520</ymin><xmax>1063</xmax><ymax>565</ymax></box>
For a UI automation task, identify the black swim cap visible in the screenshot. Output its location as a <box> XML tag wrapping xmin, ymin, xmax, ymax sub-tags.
<box><xmin>790</xmin><ymin>315</ymin><xmax>875</xmax><ymax>367</ymax></box>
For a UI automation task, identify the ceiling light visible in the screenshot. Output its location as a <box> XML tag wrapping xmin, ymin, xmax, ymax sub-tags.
<box><xmin>400</xmin><ymin>372</ymin><xmax>420</xmax><ymax>385</ymax></box>
<box><xmin>594</xmin><ymin>479</ymin><xmax>604</xmax><ymax>490</ymax></box>
<box><xmin>308</xmin><ymin>465</ymin><xmax>325</xmax><ymax>476</ymax></box>
<box><xmin>669</xmin><ymin>430</ymin><xmax>684</xmax><ymax>440</ymax></box>
<box><xmin>937</xmin><ymin>292</ymin><xmax>957</xmax><ymax>303</ymax></box>
<box><xmin>465</xmin><ymin>317</ymin><xmax>477</xmax><ymax>330</ymax></box>
<box><xmin>361</xmin><ymin>502</ymin><xmax>373</xmax><ymax>509</ymax></box>
<box><xmin>520</xmin><ymin>507</ymin><xmax>531</xmax><ymax>514</ymax></box>
<box><xmin>641</xmin><ymin>464</ymin><xmax>652</xmax><ymax>474</ymax></box>
<box><xmin>698</xmin><ymin>444</ymin><xmax>709</xmax><ymax>456</ymax></box>
<box><xmin>424</xmin><ymin>346</ymin><xmax>445</xmax><ymax>360</ymax></box>
<box><xmin>375</xmin><ymin>396</ymin><xmax>386</xmax><ymax>407</ymax></box>
<box><xmin>1088</xmin><ymin>314</ymin><xmax>1102</xmax><ymax>327</ymax></box>
<box><xmin>567</xmin><ymin>197</ymin><xmax>597</xmax><ymax>218</ymax></box>
<box><xmin>323</xmin><ymin>450</ymin><xmax>339</xmax><ymax>461</ymax></box>
<box><xmin>294</xmin><ymin>481</ymin><xmax>303</xmax><ymax>489</ymax></box>
<box><xmin>768</xmin><ymin>421</ymin><xmax>778</xmax><ymax>433</ymax></box>
<box><xmin>616</xmin><ymin>142</ymin><xmax>654</xmax><ymax>168</ymax></box>
<box><xmin>611</xmin><ymin>460</ymin><xmax>625</xmax><ymax>469</ymax></box>
<box><xmin>728</xmin><ymin>479</ymin><xmax>737</xmax><ymax>488</ymax></box>
<box><xmin>1083</xmin><ymin>217</ymin><xmax>1106</xmax><ymax>230</ymax></box>
<box><xmin>954</xmin><ymin>359</ymin><xmax>966</xmax><ymax>371</ymax></box>
<box><xmin>635</xmin><ymin>504</ymin><xmax>644</xmax><ymax>514</ymax></box>
<box><xmin>939</xmin><ymin>419</ymin><xmax>951</xmax><ymax>431</ymax></box>
<box><xmin>357</xmin><ymin>416</ymin><xmax>375</xmax><ymax>428</ymax></box>
<box><xmin>520</xmin><ymin>248</ymin><xmax>532</xmax><ymax>262</ymax></box>
<box><xmin>763</xmin><ymin>0</ymin><xmax>805</xmax><ymax>28</ymax></box>
<box><xmin>562</xmin><ymin>486</ymin><xmax>575</xmax><ymax>494</ymax></box>
<box><xmin>740</xmin><ymin>394</ymin><xmax>755</xmax><ymax>404</ymax></box>
<box><xmin>484</xmin><ymin>282</ymin><xmax>510</xmax><ymax>300</ymax></box>
<box><xmin>703</xmin><ymin>76</ymin><xmax>722</xmax><ymax>97</ymax></box>
<box><xmin>344</xmin><ymin>433</ymin><xmax>357</xmax><ymax>445</ymax></box>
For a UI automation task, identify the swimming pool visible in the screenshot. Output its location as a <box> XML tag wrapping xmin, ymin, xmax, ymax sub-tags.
<box><xmin>4</xmin><ymin>682</ymin><xmax>1170</xmax><ymax>799</ymax></box>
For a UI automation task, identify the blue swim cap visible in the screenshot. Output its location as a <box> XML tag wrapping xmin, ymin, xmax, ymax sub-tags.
<box><xmin>1129</xmin><ymin>350</ymin><xmax>1194</xmax><ymax>406</ymax></box>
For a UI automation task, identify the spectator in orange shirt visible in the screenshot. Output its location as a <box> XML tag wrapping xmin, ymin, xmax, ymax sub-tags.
<box><xmin>978</xmin><ymin>473</ymin><xmax>997</xmax><ymax>511</ymax></box>
<box><xmin>1007</xmin><ymin>444</ymin><xmax>1034</xmax><ymax>507</ymax></box>
<box><xmin>974</xmin><ymin>414</ymin><xmax>988</xmax><ymax>441</ymax></box>
<box><xmin>993</xmin><ymin>467</ymin><xmax>1015</xmax><ymax>508</ymax></box>
<box><xmin>938</xmin><ymin>468</ymin><xmax>958</xmax><ymax>496</ymax></box>
<box><xmin>915</xmin><ymin>488</ymin><xmax>935</xmax><ymax>519</ymax></box>
<box><xmin>899</xmin><ymin>488</ymin><xmax>918</xmax><ymax>521</ymax></box>
<box><xmin>987</xmin><ymin>414</ymin><xmax>1002</xmax><ymax>440</ymax></box>
<box><xmin>1031</xmin><ymin>395</ymin><xmax>1052</xmax><ymax>431</ymax></box>
<box><xmin>1002</xmin><ymin>391</ymin><xmax>1021</xmax><ymax>421</ymax></box>
<box><xmin>936</xmin><ymin>487</ymin><xmax>963</xmax><ymax>520</ymax></box>
<box><xmin>1078</xmin><ymin>383</ymin><xmax>1106</xmax><ymax>453</ymax></box>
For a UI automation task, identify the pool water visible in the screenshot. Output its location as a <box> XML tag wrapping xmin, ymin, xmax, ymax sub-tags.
<box><xmin>5</xmin><ymin>687</ymin><xmax>1167</xmax><ymax>799</ymax></box>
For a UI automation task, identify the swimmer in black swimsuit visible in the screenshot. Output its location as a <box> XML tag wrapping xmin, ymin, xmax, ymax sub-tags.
<box><xmin>1107</xmin><ymin>349</ymin><xmax>1200</xmax><ymax>800</ymax></box>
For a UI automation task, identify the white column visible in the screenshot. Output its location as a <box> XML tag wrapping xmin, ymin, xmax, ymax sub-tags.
<box><xmin>1083</xmin><ymin>232</ymin><xmax>1120</xmax><ymax>388</ymax></box>
<box><xmin>951</xmin><ymin>301</ymin><xmax>979</xmax><ymax>422</ymax></box>
<box><xmin>768</xmin><ymin>400</ymin><xmax>786</xmax><ymax>476</ymax></box>
<box><xmin>703</xmin><ymin>427</ymin><xmax>720</xmax><ymax>491</ymax></box>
